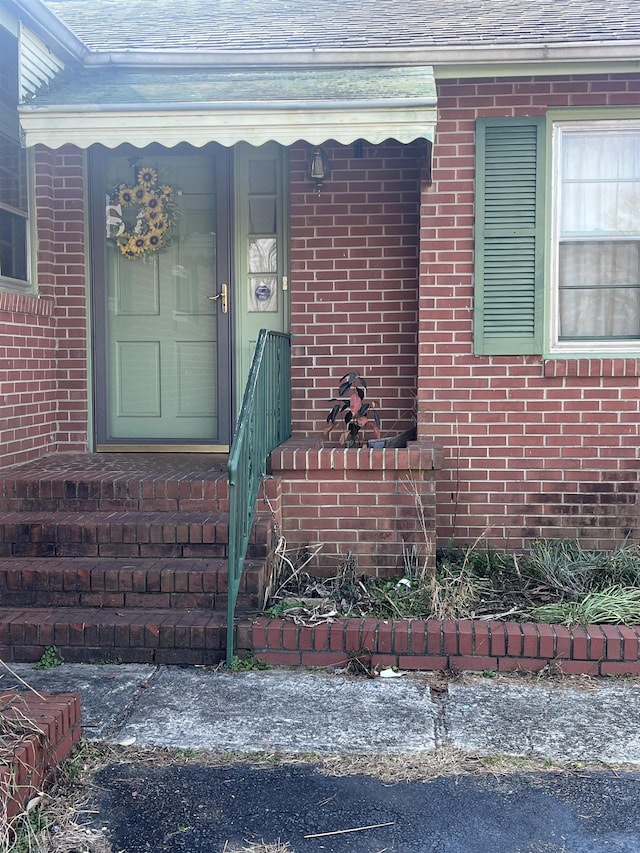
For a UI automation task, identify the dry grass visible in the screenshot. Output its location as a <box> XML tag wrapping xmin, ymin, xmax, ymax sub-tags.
<box><xmin>1</xmin><ymin>693</ymin><xmax>51</xmax><ymax>853</ymax></box>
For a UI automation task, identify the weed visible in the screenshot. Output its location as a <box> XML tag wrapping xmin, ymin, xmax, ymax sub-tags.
<box><xmin>264</xmin><ymin>537</ymin><xmax>640</xmax><ymax>626</ymax></box>
<box><xmin>533</xmin><ymin>585</ymin><xmax>640</xmax><ymax>626</ymax></box>
<box><xmin>482</xmin><ymin>669</ymin><xmax>497</xmax><ymax>678</ymax></box>
<box><xmin>231</xmin><ymin>654</ymin><xmax>272</xmax><ymax>671</ymax></box>
<box><xmin>173</xmin><ymin>747</ymin><xmax>197</xmax><ymax>760</ymax></box>
<box><xmin>34</xmin><ymin>645</ymin><xmax>64</xmax><ymax>670</ymax></box>
<box><xmin>7</xmin><ymin>805</ymin><xmax>51</xmax><ymax>853</ymax></box>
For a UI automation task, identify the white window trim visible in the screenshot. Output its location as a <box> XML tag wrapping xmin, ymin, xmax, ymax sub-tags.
<box><xmin>549</xmin><ymin>118</ymin><xmax>640</xmax><ymax>356</ymax></box>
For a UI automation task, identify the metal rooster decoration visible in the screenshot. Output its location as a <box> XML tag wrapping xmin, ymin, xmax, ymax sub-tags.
<box><xmin>324</xmin><ymin>371</ymin><xmax>381</xmax><ymax>447</ymax></box>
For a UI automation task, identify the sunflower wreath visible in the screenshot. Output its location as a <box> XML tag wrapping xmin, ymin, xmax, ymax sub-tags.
<box><xmin>108</xmin><ymin>165</ymin><xmax>178</xmax><ymax>260</ymax></box>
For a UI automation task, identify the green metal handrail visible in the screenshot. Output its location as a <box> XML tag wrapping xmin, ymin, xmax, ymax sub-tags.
<box><xmin>226</xmin><ymin>329</ymin><xmax>291</xmax><ymax>666</ymax></box>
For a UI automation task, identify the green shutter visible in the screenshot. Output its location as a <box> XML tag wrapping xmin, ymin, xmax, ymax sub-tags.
<box><xmin>474</xmin><ymin>116</ymin><xmax>546</xmax><ymax>355</ymax></box>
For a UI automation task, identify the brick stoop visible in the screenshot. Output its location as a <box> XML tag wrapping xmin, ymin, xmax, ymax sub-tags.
<box><xmin>0</xmin><ymin>690</ymin><xmax>81</xmax><ymax>822</ymax></box>
<box><xmin>0</xmin><ymin>454</ymin><xmax>274</xmax><ymax>665</ymax></box>
<box><xmin>236</xmin><ymin>616</ymin><xmax>640</xmax><ymax>677</ymax></box>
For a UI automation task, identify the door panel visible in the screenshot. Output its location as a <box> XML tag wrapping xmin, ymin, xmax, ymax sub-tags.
<box><xmin>92</xmin><ymin>145</ymin><xmax>232</xmax><ymax>449</ymax></box>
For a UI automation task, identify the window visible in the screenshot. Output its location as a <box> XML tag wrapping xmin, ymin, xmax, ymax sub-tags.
<box><xmin>474</xmin><ymin>116</ymin><xmax>640</xmax><ymax>356</ymax></box>
<box><xmin>0</xmin><ymin>25</ymin><xmax>29</xmax><ymax>286</ymax></box>
<box><xmin>554</xmin><ymin>124</ymin><xmax>640</xmax><ymax>345</ymax></box>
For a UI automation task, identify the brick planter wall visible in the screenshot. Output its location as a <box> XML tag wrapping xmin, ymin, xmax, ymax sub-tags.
<box><xmin>237</xmin><ymin>616</ymin><xmax>640</xmax><ymax>677</ymax></box>
<box><xmin>271</xmin><ymin>439</ymin><xmax>443</xmax><ymax>576</ymax></box>
<box><xmin>0</xmin><ymin>690</ymin><xmax>81</xmax><ymax>822</ymax></box>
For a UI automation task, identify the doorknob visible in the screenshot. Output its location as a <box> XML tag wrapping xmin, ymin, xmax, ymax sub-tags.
<box><xmin>208</xmin><ymin>282</ymin><xmax>228</xmax><ymax>313</ymax></box>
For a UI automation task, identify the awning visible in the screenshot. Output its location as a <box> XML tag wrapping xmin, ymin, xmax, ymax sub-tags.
<box><xmin>19</xmin><ymin>65</ymin><xmax>437</xmax><ymax>149</ymax></box>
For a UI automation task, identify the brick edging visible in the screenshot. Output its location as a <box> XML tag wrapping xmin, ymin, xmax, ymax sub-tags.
<box><xmin>236</xmin><ymin>617</ymin><xmax>640</xmax><ymax>676</ymax></box>
<box><xmin>0</xmin><ymin>691</ymin><xmax>81</xmax><ymax>821</ymax></box>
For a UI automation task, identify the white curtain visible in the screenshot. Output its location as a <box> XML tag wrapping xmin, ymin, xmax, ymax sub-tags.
<box><xmin>559</xmin><ymin>129</ymin><xmax>640</xmax><ymax>339</ymax></box>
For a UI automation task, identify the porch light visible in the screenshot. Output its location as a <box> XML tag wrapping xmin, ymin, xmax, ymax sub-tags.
<box><xmin>309</xmin><ymin>146</ymin><xmax>329</xmax><ymax>193</ymax></box>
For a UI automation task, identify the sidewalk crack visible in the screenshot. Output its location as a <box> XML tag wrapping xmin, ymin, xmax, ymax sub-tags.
<box><xmin>105</xmin><ymin>664</ymin><xmax>162</xmax><ymax>741</ymax></box>
<box><xmin>429</xmin><ymin>683</ymin><xmax>450</xmax><ymax>749</ymax></box>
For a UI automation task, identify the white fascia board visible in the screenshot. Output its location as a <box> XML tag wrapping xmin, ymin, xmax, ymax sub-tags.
<box><xmin>81</xmin><ymin>40</ymin><xmax>640</xmax><ymax>69</ymax></box>
<box><xmin>18</xmin><ymin>103</ymin><xmax>437</xmax><ymax>149</ymax></box>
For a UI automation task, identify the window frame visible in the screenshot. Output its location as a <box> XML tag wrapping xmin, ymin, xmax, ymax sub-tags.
<box><xmin>0</xmin><ymin>22</ymin><xmax>32</xmax><ymax>293</ymax></box>
<box><xmin>549</xmin><ymin>117</ymin><xmax>640</xmax><ymax>355</ymax></box>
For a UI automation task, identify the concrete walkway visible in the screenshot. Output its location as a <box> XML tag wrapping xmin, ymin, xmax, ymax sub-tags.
<box><xmin>3</xmin><ymin>662</ymin><xmax>640</xmax><ymax>764</ymax></box>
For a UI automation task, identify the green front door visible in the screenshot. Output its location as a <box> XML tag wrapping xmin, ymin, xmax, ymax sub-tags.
<box><xmin>92</xmin><ymin>145</ymin><xmax>233</xmax><ymax>450</ymax></box>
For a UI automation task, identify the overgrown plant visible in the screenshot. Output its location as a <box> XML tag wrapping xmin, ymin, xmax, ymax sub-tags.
<box><xmin>533</xmin><ymin>585</ymin><xmax>640</xmax><ymax>626</ymax></box>
<box><xmin>324</xmin><ymin>371</ymin><xmax>381</xmax><ymax>447</ymax></box>
<box><xmin>34</xmin><ymin>646</ymin><xmax>64</xmax><ymax>671</ymax></box>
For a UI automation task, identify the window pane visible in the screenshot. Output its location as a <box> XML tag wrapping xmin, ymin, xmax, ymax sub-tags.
<box><xmin>0</xmin><ymin>209</ymin><xmax>27</xmax><ymax>281</ymax></box>
<box><xmin>561</xmin><ymin>181</ymin><xmax>640</xmax><ymax>236</ymax></box>
<box><xmin>558</xmin><ymin>127</ymin><xmax>640</xmax><ymax>341</ymax></box>
<box><xmin>562</xmin><ymin>131</ymin><xmax>640</xmax><ymax>181</ymax></box>
<box><xmin>249</xmin><ymin>197</ymin><xmax>276</xmax><ymax>233</ymax></box>
<box><xmin>248</xmin><ymin>159</ymin><xmax>276</xmax><ymax>194</ymax></box>
<box><xmin>0</xmin><ymin>135</ymin><xmax>27</xmax><ymax>212</ymax></box>
<box><xmin>248</xmin><ymin>238</ymin><xmax>277</xmax><ymax>273</ymax></box>
<box><xmin>559</xmin><ymin>241</ymin><xmax>640</xmax><ymax>287</ymax></box>
<box><xmin>0</xmin><ymin>27</ymin><xmax>18</xmax><ymax>109</ymax></box>
<box><xmin>560</xmin><ymin>287</ymin><xmax>640</xmax><ymax>338</ymax></box>
<box><xmin>248</xmin><ymin>275</ymin><xmax>278</xmax><ymax>312</ymax></box>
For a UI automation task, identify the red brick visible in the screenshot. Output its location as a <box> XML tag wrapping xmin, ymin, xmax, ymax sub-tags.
<box><xmin>343</xmin><ymin>620</ymin><xmax>360</xmax><ymax>652</ymax></box>
<box><xmin>472</xmin><ymin>621</ymin><xmax>490</xmax><ymax>655</ymax></box>
<box><xmin>281</xmin><ymin>623</ymin><xmax>298</xmax><ymax>650</ymax></box>
<box><xmin>505</xmin><ymin>623</ymin><xmax>523</xmax><ymax>657</ymax></box>
<box><xmin>312</xmin><ymin>623</ymin><xmax>330</xmax><ymax>651</ymax></box>
<box><xmin>488</xmin><ymin>622</ymin><xmax>506</xmax><ymax>656</ymax></box>
<box><xmin>393</xmin><ymin>621</ymin><xmax>409</xmax><ymax>654</ymax></box>
<box><xmin>299</xmin><ymin>650</ymin><xmax>344</xmax><ymax>667</ymax></box>
<box><xmin>449</xmin><ymin>655</ymin><xmax>497</xmax><ymax>672</ymax></box>
<box><xmin>586</xmin><ymin>625</ymin><xmax>606</xmax><ymax>660</ymax></box>
<box><xmin>378</xmin><ymin>621</ymin><xmax>393</xmax><ymax>653</ymax></box>
<box><xmin>600</xmin><ymin>661</ymin><xmax>640</xmax><ymax>677</ymax></box>
<box><xmin>570</xmin><ymin>626</ymin><xmax>589</xmax><ymax>660</ymax></box>
<box><xmin>361</xmin><ymin>618</ymin><xmax>378</xmax><ymax>652</ymax></box>
<box><xmin>554</xmin><ymin>626</ymin><xmax>572</xmax><ymax>659</ymax></box>
<box><xmin>397</xmin><ymin>655</ymin><xmax>448</xmax><ymax>671</ymax></box>
<box><xmin>619</xmin><ymin>626</ymin><xmax>640</xmax><ymax>661</ymax></box>
<box><xmin>457</xmin><ymin>620</ymin><xmax>474</xmax><ymax>655</ymax></box>
<box><xmin>266</xmin><ymin>621</ymin><xmax>282</xmax><ymax>648</ymax></box>
<box><xmin>425</xmin><ymin>620</ymin><xmax>442</xmax><ymax>655</ymax></box>
<box><xmin>497</xmin><ymin>657</ymin><xmax>549</xmax><ymax>673</ymax></box>
<box><xmin>557</xmin><ymin>660</ymin><xmax>600</xmax><ymax>676</ymax></box>
<box><xmin>601</xmin><ymin>625</ymin><xmax>623</xmax><ymax>660</ymax></box>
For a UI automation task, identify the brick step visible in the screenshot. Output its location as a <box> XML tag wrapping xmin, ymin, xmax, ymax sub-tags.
<box><xmin>0</xmin><ymin>510</ymin><xmax>272</xmax><ymax>560</ymax></box>
<box><xmin>0</xmin><ymin>452</ymin><xmax>230</xmax><ymax>513</ymax></box>
<box><xmin>0</xmin><ymin>556</ymin><xmax>266</xmax><ymax>611</ymax></box>
<box><xmin>0</xmin><ymin>607</ymin><xmax>229</xmax><ymax>666</ymax></box>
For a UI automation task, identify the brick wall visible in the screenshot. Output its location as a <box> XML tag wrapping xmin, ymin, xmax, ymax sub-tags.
<box><xmin>271</xmin><ymin>440</ymin><xmax>442</xmax><ymax>577</ymax></box>
<box><xmin>35</xmin><ymin>146</ymin><xmax>90</xmax><ymax>454</ymax></box>
<box><xmin>0</xmin><ymin>291</ymin><xmax>56</xmax><ymax>467</ymax></box>
<box><xmin>288</xmin><ymin>139</ymin><xmax>422</xmax><ymax>442</ymax></box>
<box><xmin>418</xmin><ymin>74</ymin><xmax>640</xmax><ymax>551</ymax></box>
<box><xmin>0</xmin><ymin>148</ymin><xmax>87</xmax><ymax>466</ymax></box>
<box><xmin>0</xmin><ymin>145</ymin><xmax>88</xmax><ymax>468</ymax></box>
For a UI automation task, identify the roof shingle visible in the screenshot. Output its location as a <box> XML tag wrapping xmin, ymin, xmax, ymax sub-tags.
<box><xmin>42</xmin><ymin>0</ymin><xmax>640</xmax><ymax>53</ymax></box>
